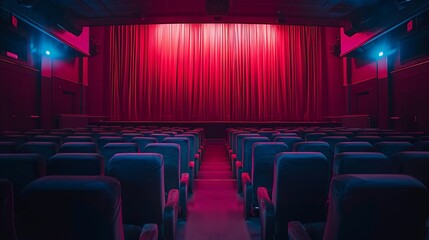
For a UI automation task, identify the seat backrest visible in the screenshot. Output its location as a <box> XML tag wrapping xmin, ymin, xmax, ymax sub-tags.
<box><xmin>0</xmin><ymin>154</ymin><xmax>45</xmax><ymax>200</ymax></box>
<box><xmin>32</xmin><ymin>135</ymin><xmax>62</xmax><ymax>145</ymax></box>
<box><xmin>374</xmin><ymin>141</ymin><xmax>415</xmax><ymax>158</ymax></box>
<box><xmin>59</xmin><ymin>142</ymin><xmax>99</xmax><ymax>153</ymax></box>
<box><xmin>102</xmin><ymin>143</ymin><xmax>139</xmax><ymax>173</ymax></box>
<box><xmin>384</xmin><ymin>135</ymin><xmax>417</xmax><ymax>144</ymax></box>
<box><xmin>47</xmin><ymin>153</ymin><xmax>104</xmax><ymax>176</ymax></box>
<box><xmin>324</xmin><ymin>174</ymin><xmax>428</xmax><ymax>240</ymax></box>
<box><xmin>18</xmin><ymin>142</ymin><xmax>59</xmax><ymax>162</ymax></box>
<box><xmin>334</xmin><ymin>142</ymin><xmax>375</xmax><ymax>155</ymax></box>
<box><xmin>228</xmin><ymin>130</ymin><xmax>247</xmax><ymax>147</ymax></box>
<box><xmin>163</xmin><ymin>137</ymin><xmax>190</xmax><ymax>175</ymax></box>
<box><xmin>305</xmin><ymin>133</ymin><xmax>328</xmax><ymax>141</ymax></box>
<box><xmin>274</xmin><ymin>136</ymin><xmax>303</xmax><ymax>151</ymax></box>
<box><xmin>143</xmin><ymin>143</ymin><xmax>180</xmax><ymax>193</ymax></box>
<box><xmin>131</xmin><ymin>137</ymin><xmax>157</xmax><ymax>151</ymax></box>
<box><xmin>236</xmin><ymin>134</ymin><xmax>260</xmax><ymax>160</ymax></box>
<box><xmin>19</xmin><ymin>176</ymin><xmax>124</xmax><ymax>240</ymax></box>
<box><xmin>352</xmin><ymin>136</ymin><xmax>383</xmax><ymax>145</ymax></box>
<box><xmin>293</xmin><ymin>141</ymin><xmax>332</xmax><ymax>161</ymax></box>
<box><xmin>0</xmin><ymin>178</ymin><xmax>17</xmax><ymax>240</ymax></box>
<box><xmin>319</xmin><ymin>136</ymin><xmax>349</xmax><ymax>150</ymax></box>
<box><xmin>242</xmin><ymin>137</ymin><xmax>270</xmax><ymax>174</ymax></box>
<box><xmin>97</xmin><ymin>136</ymin><xmax>126</xmax><ymax>148</ymax></box>
<box><xmin>184</xmin><ymin>131</ymin><xmax>200</xmax><ymax>154</ymax></box>
<box><xmin>149</xmin><ymin>134</ymin><xmax>170</xmax><ymax>143</ymax></box>
<box><xmin>0</xmin><ymin>142</ymin><xmax>19</xmax><ymax>153</ymax></box>
<box><xmin>273</xmin><ymin>152</ymin><xmax>330</xmax><ymax>239</ymax></box>
<box><xmin>415</xmin><ymin>141</ymin><xmax>429</xmax><ymax>151</ymax></box>
<box><xmin>108</xmin><ymin>153</ymin><xmax>164</xmax><ymax>226</ymax></box>
<box><xmin>271</xmin><ymin>133</ymin><xmax>298</xmax><ymax>141</ymax></box>
<box><xmin>251</xmin><ymin>142</ymin><xmax>288</xmax><ymax>199</ymax></box>
<box><xmin>121</xmin><ymin>133</ymin><xmax>144</xmax><ymax>142</ymax></box>
<box><xmin>64</xmin><ymin>136</ymin><xmax>95</xmax><ymax>143</ymax></box>
<box><xmin>333</xmin><ymin>152</ymin><xmax>394</xmax><ymax>176</ymax></box>
<box><xmin>257</xmin><ymin>131</ymin><xmax>279</xmax><ymax>140</ymax></box>
<box><xmin>392</xmin><ymin>151</ymin><xmax>429</xmax><ymax>188</ymax></box>
<box><xmin>175</xmin><ymin>134</ymin><xmax>196</xmax><ymax>157</ymax></box>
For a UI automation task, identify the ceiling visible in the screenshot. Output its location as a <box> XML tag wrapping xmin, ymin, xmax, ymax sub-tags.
<box><xmin>1</xmin><ymin>0</ymin><xmax>428</xmax><ymax>33</ymax></box>
<box><xmin>2</xmin><ymin>0</ymin><xmax>396</xmax><ymax>26</ymax></box>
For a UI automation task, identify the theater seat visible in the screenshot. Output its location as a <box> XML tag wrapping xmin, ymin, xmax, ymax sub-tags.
<box><xmin>232</xmin><ymin>133</ymin><xmax>260</xmax><ymax>178</ymax></box>
<box><xmin>333</xmin><ymin>152</ymin><xmax>395</xmax><ymax>176</ymax></box>
<box><xmin>392</xmin><ymin>151</ymin><xmax>429</xmax><ymax>188</ymax></box>
<box><xmin>293</xmin><ymin>141</ymin><xmax>332</xmax><ymax>168</ymax></box>
<box><xmin>108</xmin><ymin>153</ymin><xmax>179</xmax><ymax>240</ymax></box>
<box><xmin>18</xmin><ymin>142</ymin><xmax>59</xmax><ymax>162</ymax></box>
<box><xmin>97</xmin><ymin>136</ymin><xmax>126</xmax><ymax>148</ymax></box>
<box><xmin>352</xmin><ymin>136</ymin><xmax>383</xmax><ymax>145</ymax></box>
<box><xmin>305</xmin><ymin>133</ymin><xmax>327</xmax><ymax>141</ymax></box>
<box><xmin>163</xmin><ymin>137</ymin><xmax>194</xmax><ymax>194</ymax></box>
<box><xmin>0</xmin><ymin>154</ymin><xmax>45</xmax><ymax>200</ymax></box>
<box><xmin>149</xmin><ymin>133</ymin><xmax>170</xmax><ymax>142</ymax></box>
<box><xmin>19</xmin><ymin>176</ymin><xmax>134</xmax><ymax>240</ymax></box>
<box><xmin>47</xmin><ymin>153</ymin><xmax>104</xmax><ymax>176</ymax></box>
<box><xmin>144</xmin><ymin>143</ymin><xmax>189</xmax><ymax>219</ymax></box>
<box><xmin>0</xmin><ymin>178</ymin><xmax>17</xmax><ymax>240</ymax></box>
<box><xmin>274</xmin><ymin>136</ymin><xmax>303</xmax><ymax>150</ymax></box>
<box><xmin>288</xmin><ymin>174</ymin><xmax>428</xmax><ymax>240</ymax></box>
<box><xmin>63</xmin><ymin>136</ymin><xmax>95</xmax><ymax>143</ymax></box>
<box><xmin>0</xmin><ymin>142</ymin><xmax>19</xmax><ymax>153</ymax></box>
<box><xmin>334</xmin><ymin>142</ymin><xmax>375</xmax><ymax>155</ymax></box>
<box><xmin>131</xmin><ymin>137</ymin><xmax>157</xmax><ymax>150</ymax></box>
<box><xmin>257</xmin><ymin>152</ymin><xmax>330</xmax><ymax>240</ymax></box>
<box><xmin>374</xmin><ymin>141</ymin><xmax>415</xmax><ymax>158</ymax></box>
<box><xmin>242</xmin><ymin>142</ymin><xmax>288</xmax><ymax>219</ymax></box>
<box><xmin>59</xmin><ymin>142</ymin><xmax>99</xmax><ymax>153</ymax></box>
<box><xmin>176</xmin><ymin>134</ymin><xmax>200</xmax><ymax>178</ymax></box>
<box><xmin>236</xmin><ymin>137</ymin><xmax>270</xmax><ymax>193</ymax></box>
<box><xmin>101</xmin><ymin>143</ymin><xmax>139</xmax><ymax>174</ymax></box>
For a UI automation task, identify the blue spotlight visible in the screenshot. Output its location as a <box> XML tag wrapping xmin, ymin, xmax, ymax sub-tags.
<box><xmin>378</xmin><ymin>51</ymin><xmax>384</xmax><ymax>57</ymax></box>
<box><xmin>45</xmin><ymin>50</ymin><xmax>51</xmax><ymax>56</ymax></box>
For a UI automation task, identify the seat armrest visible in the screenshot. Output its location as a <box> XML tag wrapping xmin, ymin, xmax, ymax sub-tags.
<box><xmin>231</xmin><ymin>154</ymin><xmax>237</xmax><ymax>175</ymax></box>
<box><xmin>235</xmin><ymin>161</ymin><xmax>242</xmax><ymax>178</ymax></box>
<box><xmin>164</xmin><ymin>189</ymin><xmax>179</xmax><ymax>240</ymax></box>
<box><xmin>242</xmin><ymin>172</ymin><xmax>253</xmax><ymax>219</ymax></box>
<box><xmin>288</xmin><ymin>221</ymin><xmax>312</xmax><ymax>240</ymax></box>
<box><xmin>257</xmin><ymin>187</ymin><xmax>275</xmax><ymax>240</ymax></box>
<box><xmin>180</xmin><ymin>173</ymin><xmax>189</xmax><ymax>187</ymax></box>
<box><xmin>236</xmin><ymin>161</ymin><xmax>243</xmax><ymax>193</ymax></box>
<box><xmin>194</xmin><ymin>153</ymin><xmax>200</xmax><ymax>175</ymax></box>
<box><xmin>179</xmin><ymin>173</ymin><xmax>189</xmax><ymax>219</ymax></box>
<box><xmin>188</xmin><ymin>163</ymin><xmax>195</xmax><ymax>193</ymax></box>
<box><xmin>139</xmin><ymin>224</ymin><xmax>158</xmax><ymax>240</ymax></box>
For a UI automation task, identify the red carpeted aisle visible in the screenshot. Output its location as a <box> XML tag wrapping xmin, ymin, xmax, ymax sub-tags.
<box><xmin>176</xmin><ymin>139</ymin><xmax>260</xmax><ymax>240</ymax></box>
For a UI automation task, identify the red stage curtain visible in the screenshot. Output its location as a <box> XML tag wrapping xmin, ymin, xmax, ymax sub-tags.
<box><xmin>109</xmin><ymin>24</ymin><xmax>324</xmax><ymax>121</ymax></box>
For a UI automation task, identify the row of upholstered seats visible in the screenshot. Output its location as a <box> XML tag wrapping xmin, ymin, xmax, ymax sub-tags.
<box><xmin>231</xmin><ymin>136</ymin><xmax>426</xmax><ymax>196</ymax></box>
<box><xmin>0</xmin><ymin>126</ymin><xmax>206</xmax><ymax>240</ymax></box>
<box><xmin>256</xmin><ymin>151</ymin><xmax>429</xmax><ymax>240</ymax></box>
<box><xmin>0</xmin><ymin>153</ymin><xmax>173</xmax><ymax>240</ymax></box>
<box><xmin>0</xmin><ymin>149</ymin><xmax>192</xmax><ymax>240</ymax></box>
<box><xmin>0</xmin><ymin>125</ymin><xmax>205</xmax><ymax>180</ymax></box>
<box><xmin>225</xmin><ymin>128</ymin><xmax>429</xmax><ymax>239</ymax></box>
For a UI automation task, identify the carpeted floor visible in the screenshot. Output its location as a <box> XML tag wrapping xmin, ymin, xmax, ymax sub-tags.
<box><xmin>176</xmin><ymin>139</ymin><xmax>261</xmax><ymax>240</ymax></box>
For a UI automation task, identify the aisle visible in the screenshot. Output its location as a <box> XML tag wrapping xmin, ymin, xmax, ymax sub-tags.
<box><xmin>176</xmin><ymin>139</ymin><xmax>260</xmax><ymax>240</ymax></box>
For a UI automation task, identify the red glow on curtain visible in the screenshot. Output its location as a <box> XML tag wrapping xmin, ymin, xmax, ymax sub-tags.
<box><xmin>109</xmin><ymin>24</ymin><xmax>323</xmax><ymax>121</ymax></box>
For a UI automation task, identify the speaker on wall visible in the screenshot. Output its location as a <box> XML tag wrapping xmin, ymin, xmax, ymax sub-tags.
<box><xmin>206</xmin><ymin>0</ymin><xmax>230</xmax><ymax>15</ymax></box>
